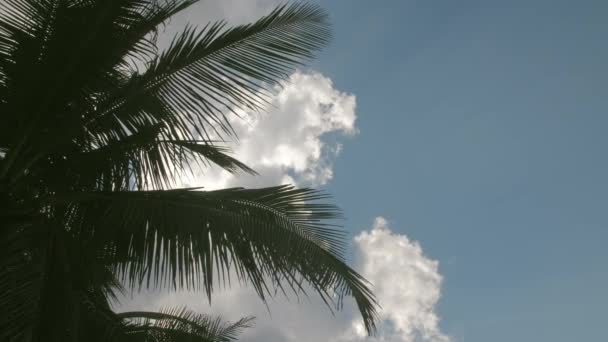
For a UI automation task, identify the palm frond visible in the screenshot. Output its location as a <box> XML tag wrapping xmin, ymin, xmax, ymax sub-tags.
<box><xmin>119</xmin><ymin>307</ymin><xmax>253</xmax><ymax>342</ymax></box>
<box><xmin>167</xmin><ymin>141</ymin><xmax>256</xmax><ymax>175</ymax></box>
<box><xmin>87</xmin><ymin>2</ymin><xmax>331</xmax><ymax>144</ymax></box>
<box><xmin>52</xmin><ymin>185</ymin><xmax>378</xmax><ymax>333</ymax></box>
<box><xmin>64</xmin><ymin>123</ymin><xmax>255</xmax><ymax>191</ymax></box>
<box><xmin>0</xmin><ymin>220</ymin><xmax>44</xmax><ymax>341</ymax></box>
<box><xmin>114</xmin><ymin>0</ymin><xmax>201</xmax><ymax>70</ymax></box>
<box><xmin>0</xmin><ymin>1</ymin><xmax>380</xmax><ymax>337</ymax></box>
<box><xmin>0</xmin><ymin>0</ymin><xmax>201</xmax><ymax>183</ymax></box>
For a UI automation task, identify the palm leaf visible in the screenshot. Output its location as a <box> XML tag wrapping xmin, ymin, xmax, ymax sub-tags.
<box><xmin>66</xmin><ymin>123</ymin><xmax>255</xmax><ymax>190</ymax></box>
<box><xmin>119</xmin><ymin>308</ymin><xmax>253</xmax><ymax>342</ymax></box>
<box><xmin>0</xmin><ymin>219</ymin><xmax>44</xmax><ymax>341</ymax></box>
<box><xmin>0</xmin><ymin>0</ymin><xmax>201</xmax><ymax>183</ymax></box>
<box><xmin>0</xmin><ymin>1</ymin><xmax>379</xmax><ymax>337</ymax></box>
<box><xmin>112</xmin><ymin>0</ymin><xmax>201</xmax><ymax>70</ymax></box>
<box><xmin>86</xmin><ymin>2</ymin><xmax>331</xmax><ymax>146</ymax></box>
<box><xmin>52</xmin><ymin>185</ymin><xmax>378</xmax><ymax>333</ymax></box>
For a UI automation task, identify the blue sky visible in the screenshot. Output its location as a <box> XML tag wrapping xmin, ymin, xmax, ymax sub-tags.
<box><xmin>128</xmin><ymin>1</ymin><xmax>608</xmax><ymax>341</ymax></box>
<box><xmin>314</xmin><ymin>1</ymin><xmax>608</xmax><ymax>340</ymax></box>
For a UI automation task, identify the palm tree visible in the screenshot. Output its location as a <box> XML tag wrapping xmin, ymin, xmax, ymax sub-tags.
<box><xmin>0</xmin><ymin>1</ymin><xmax>378</xmax><ymax>341</ymax></box>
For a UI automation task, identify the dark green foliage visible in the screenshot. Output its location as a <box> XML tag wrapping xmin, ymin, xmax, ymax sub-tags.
<box><xmin>0</xmin><ymin>1</ymin><xmax>378</xmax><ymax>340</ymax></box>
<box><xmin>119</xmin><ymin>308</ymin><xmax>253</xmax><ymax>342</ymax></box>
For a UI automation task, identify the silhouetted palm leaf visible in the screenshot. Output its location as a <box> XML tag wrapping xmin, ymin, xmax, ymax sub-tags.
<box><xmin>120</xmin><ymin>308</ymin><xmax>253</xmax><ymax>342</ymax></box>
<box><xmin>0</xmin><ymin>1</ymin><xmax>378</xmax><ymax>340</ymax></box>
<box><xmin>50</xmin><ymin>185</ymin><xmax>376</xmax><ymax>330</ymax></box>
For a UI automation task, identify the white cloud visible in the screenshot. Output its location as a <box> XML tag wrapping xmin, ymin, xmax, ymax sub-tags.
<box><xmin>182</xmin><ymin>71</ymin><xmax>358</xmax><ymax>189</ymax></box>
<box><xmin>119</xmin><ymin>218</ymin><xmax>450</xmax><ymax>342</ymax></box>
<box><xmin>341</xmin><ymin>217</ymin><xmax>450</xmax><ymax>342</ymax></box>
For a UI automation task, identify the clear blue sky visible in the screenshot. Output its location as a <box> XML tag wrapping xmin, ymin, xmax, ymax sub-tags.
<box><xmin>310</xmin><ymin>1</ymin><xmax>607</xmax><ymax>340</ymax></box>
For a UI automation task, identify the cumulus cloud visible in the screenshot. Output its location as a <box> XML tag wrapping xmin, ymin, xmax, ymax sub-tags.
<box><xmin>120</xmin><ymin>218</ymin><xmax>449</xmax><ymax>342</ymax></box>
<box><xmin>341</xmin><ymin>217</ymin><xmax>450</xmax><ymax>342</ymax></box>
<box><xmin>182</xmin><ymin>71</ymin><xmax>358</xmax><ymax>189</ymax></box>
